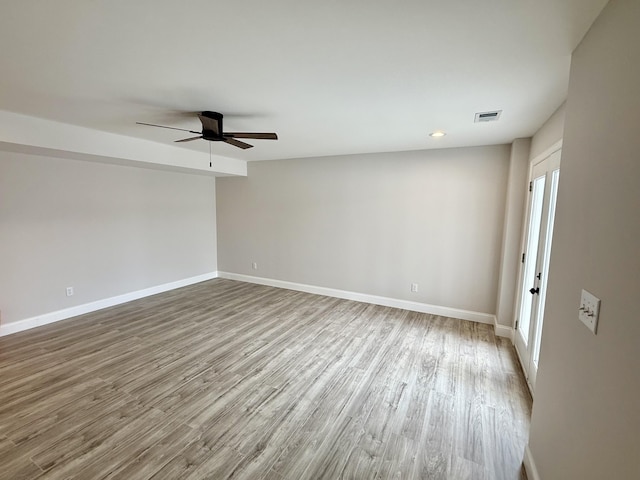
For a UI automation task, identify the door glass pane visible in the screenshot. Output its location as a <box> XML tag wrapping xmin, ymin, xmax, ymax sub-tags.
<box><xmin>533</xmin><ymin>169</ymin><xmax>560</xmax><ymax>366</ymax></box>
<box><xmin>518</xmin><ymin>175</ymin><xmax>546</xmax><ymax>344</ymax></box>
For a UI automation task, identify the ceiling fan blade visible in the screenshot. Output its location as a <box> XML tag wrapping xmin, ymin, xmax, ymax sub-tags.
<box><xmin>175</xmin><ymin>136</ymin><xmax>203</xmax><ymax>143</ymax></box>
<box><xmin>223</xmin><ymin>132</ymin><xmax>278</xmax><ymax>140</ymax></box>
<box><xmin>198</xmin><ymin>114</ymin><xmax>221</xmax><ymax>136</ymax></box>
<box><xmin>224</xmin><ymin>138</ymin><xmax>253</xmax><ymax>149</ymax></box>
<box><xmin>136</xmin><ymin>122</ymin><xmax>200</xmax><ymax>134</ymax></box>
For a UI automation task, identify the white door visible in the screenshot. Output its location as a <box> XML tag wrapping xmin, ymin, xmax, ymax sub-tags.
<box><xmin>514</xmin><ymin>149</ymin><xmax>561</xmax><ymax>393</ymax></box>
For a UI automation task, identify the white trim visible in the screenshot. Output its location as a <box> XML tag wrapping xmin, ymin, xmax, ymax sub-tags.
<box><xmin>530</xmin><ymin>139</ymin><xmax>563</xmax><ymax>166</ymax></box>
<box><xmin>523</xmin><ymin>445</ymin><xmax>541</xmax><ymax>480</ymax></box>
<box><xmin>1</xmin><ymin>270</ymin><xmax>505</xmax><ymax>337</ymax></box>
<box><xmin>512</xmin><ymin>336</ymin><xmax>535</xmax><ymax>397</ymax></box>
<box><xmin>493</xmin><ymin>319</ymin><xmax>514</xmax><ymax>340</ymax></box>
<box><xmin>0</xmin><ymin>272</ymin><xmax>218</xmax><ymax>337</ymax></box>
<box><xmin>218</xmin><ymin>272</ymin><xmax>496</xmax><ymax>326</ymax></box>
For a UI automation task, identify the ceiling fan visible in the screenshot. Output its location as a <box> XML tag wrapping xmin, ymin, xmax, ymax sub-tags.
<box><xmin>136</xmin><ymin>111</ymin><xmax>278</xmax><ymax>149</ymax></box>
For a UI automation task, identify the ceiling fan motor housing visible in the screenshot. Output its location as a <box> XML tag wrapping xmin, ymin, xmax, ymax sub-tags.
<box><xmin>203</xmin><ymin>131</ymin><xmax>223</xmax><ymax>141</ymax></box>
<box><xmin>201</xmin><ymin>111</ymin><xmax>224</xmax><ymax>141</ymax></box>
<box><xmin>201</xmin><ymin>111</ymin><xmax>223</xmax><ymax>121</ymax></box>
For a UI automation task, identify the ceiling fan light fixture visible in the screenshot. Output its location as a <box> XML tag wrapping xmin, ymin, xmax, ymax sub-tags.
<box><xmin>429</xmin><ymin>131</ymin><xmax>446</xmax><ymax>138</ymax></box>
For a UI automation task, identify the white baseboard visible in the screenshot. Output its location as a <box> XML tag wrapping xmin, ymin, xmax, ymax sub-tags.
<box><xmin>1</xmin><ymin>271</ymin><xmax>505</xmax><ymax>338</ymax></box>
<box><xmin>493</xmin><ymin>319</ymin><xmax>514</xmax><ymax>340</ymax></box>
<box><xmin>523</xmin><ymin>445</ymin><xmax>541</xmax><ymax>480</ymax></box>
<box><xmin>218</xmin><ymin>272</ymin><xmax>497</xmax><ymax>326</ymax></box>
<box><xmin>0</xmin><ymin>271</ymin><xmax>218</xmax><ymax>337</ymax></box>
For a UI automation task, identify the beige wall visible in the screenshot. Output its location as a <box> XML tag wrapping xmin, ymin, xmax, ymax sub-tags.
<box><xmin>495</xmin><ymin>138</ymin><xmax>531</xmax><ymax>327</ymax></box>
<box><xmin>217</xmin><ymin>145</ymin><xmax>510</xmax><ymax>315</ymax></box>
<box><xmin>529</xmin><ymin>102</ymin><xmax>565</xmax><ymax>160</ymax></box>
<box><xmin>0</xmin><ymin>151</ymin><xmax>217</xmax><ymax>324</ymax></box>
<box><xmin>528</xmin><ymin>1</ymin><xmax>640</xmax><ymax>479</ymax></box>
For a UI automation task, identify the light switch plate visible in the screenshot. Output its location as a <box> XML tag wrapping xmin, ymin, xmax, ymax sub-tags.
<box><xmin>579</xmin><ymin>289</ymin><xmax>600</xmax><ymax>334</ymax></box>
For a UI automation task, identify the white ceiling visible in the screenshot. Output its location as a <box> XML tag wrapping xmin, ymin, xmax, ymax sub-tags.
<box><xmin>0</xmin><ymin>0</ymin><xmax>608</xmax><ymax>162</ymax></box>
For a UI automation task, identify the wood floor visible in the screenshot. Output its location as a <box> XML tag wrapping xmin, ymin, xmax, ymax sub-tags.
<box><xmin>0</xmin><ymin>279</ymin><xmax>531</xmax><ymax>479</ymax></box>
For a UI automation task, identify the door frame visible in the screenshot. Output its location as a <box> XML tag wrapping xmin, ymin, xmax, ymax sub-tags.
<box><xmin>513</xmin><ymin>142</ymin><xmax>562</xmax><ymax>394</ymax></box>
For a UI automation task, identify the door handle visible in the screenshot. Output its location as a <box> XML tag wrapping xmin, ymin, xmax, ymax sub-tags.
<box><xmin>529</xmin><ymin>287</ymin><xmax>540</xmax><ymax>295</ymax></box>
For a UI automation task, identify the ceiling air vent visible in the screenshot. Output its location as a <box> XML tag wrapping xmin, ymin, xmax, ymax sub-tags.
<box><xmin>474</xmin><ymin>110</ymin><xmax>502</xmax><ymax>123</ymax></box>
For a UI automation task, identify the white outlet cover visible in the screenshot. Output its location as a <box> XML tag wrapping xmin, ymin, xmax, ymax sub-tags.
<box><xmin>578</xmin><ymin>289</ymin><xmax>600</xmax><ymax>334</ymax></box>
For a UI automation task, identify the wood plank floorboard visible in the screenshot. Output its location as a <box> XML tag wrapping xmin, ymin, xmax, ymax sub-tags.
<box><xmin>0</xmin><ymin>278</ymin><xmax>531</xmax><ymax>479</ymax></box>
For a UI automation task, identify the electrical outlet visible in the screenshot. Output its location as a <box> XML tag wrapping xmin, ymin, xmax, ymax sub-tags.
<box><xmin>411</xmin><ymin>283</ymin><xmax>418</xmax><ymax>293</ymax></box>
<box><xmin>578</xmin><ymin>289</ymin><xmax>600</xmax><ymax>334</ymax></box>
<box><xmin>252</xmin><ymin>262</ymin><xmax>258</xmax><ymax>270</ymax></box>
<box><xmin>66</xmin><ymin>287</ymin><xmax>74</xmax><ymax>297</ymax></box>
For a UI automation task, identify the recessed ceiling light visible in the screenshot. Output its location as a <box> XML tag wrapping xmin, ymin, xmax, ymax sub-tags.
<box><xmin>429</xmin><ymin>131</ymin><xmax>446</xmax><ymax>138</ymax></box>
